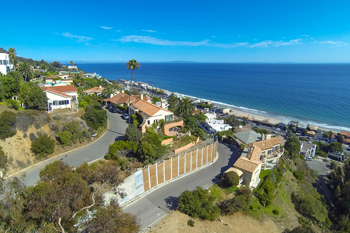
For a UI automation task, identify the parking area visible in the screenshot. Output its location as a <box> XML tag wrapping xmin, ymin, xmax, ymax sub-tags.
<box><xmin>306</xmin><ymin>159</ymin><xmax>331</xmax><ymax>175</ymax></box>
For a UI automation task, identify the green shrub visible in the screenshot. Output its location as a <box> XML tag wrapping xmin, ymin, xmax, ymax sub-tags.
<box><xmin>209</xmin><ymin>184</ymin><xmax>222</xmax><ymax>199</ymax></box>
<box><xmin>224</xmin><ymin>171</ymin><xmax>240</xmax><ymax>187</ymax></box>
<box><xmin>0</xmin><ymin>111</ymin><xmax>17</xmax><ymax>139</ymax></box>
<box><xmin>58</xmin><ymin>130</ymin><xmax>72</xmax><ymax>146</ymax></box>
<box><xmin>293</xmin><ymin>170</ymin><xmax>304</xmax><ymax>181</ymax></box>
<box><xmin>178</xmin><ymin>187</ymin><xmax>221</xmax><ymax>221</ymax></box>
<box><xmin>272</xmin><ymin>209</ymin><xmax>279</xmax><ymax>215</ymax></box>
<box><xmin>31</xmin><ymin>134</ymin><xmax>55</xmax><ymax>158</ymax></box>
<box><xmin>82</xmin><ymin>105</ymin><xmax>107</xmax><ymax>130</ymax></box>
<box><xmin>187</xmin><ymin>220</ymin><xmax>195</xmax><ymax>227</ymax></box>
<box><xmin>5</xmin><ymin>99</ymin><xmax>20</xmax><ymax>110</ymax></box>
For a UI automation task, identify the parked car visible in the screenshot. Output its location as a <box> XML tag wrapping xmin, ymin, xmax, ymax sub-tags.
<box><xmin>110</xmin><ymin>108</ymin><xmax>117</xmax><ymax>113</ymax></box>
<box><xmin>305</xmin><ymin>157</ymin><xmax>312</xmax><ymax>161</ymax></box>
<box><xmin>122</xmin><ymin>113</ymin><xmax>129</xmax><ymax>120</ymax></box>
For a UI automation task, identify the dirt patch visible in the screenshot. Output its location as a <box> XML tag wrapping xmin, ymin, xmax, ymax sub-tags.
<box><xmin>148</xmin><ymin>211</ymin><xmax>282</xmax><ymax>233</ymax></box>
<box><xmin>0</xmin><ymin>104</ymin><xmax>17</xmax><ymax>114</ymax></box>
<box><xmin>49</xmin><ymin>108</ymin><xmax>85</xmax><ymax>118</ymax></box>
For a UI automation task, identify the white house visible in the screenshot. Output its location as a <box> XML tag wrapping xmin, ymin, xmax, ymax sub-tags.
<box><xmin>130</xmin><ymin>98</ymin><xmax>174</xmax><ymax>127</ymax></box>
<box><xmin>202</xmin><ymin>112</ymin><xmax>232</xmax><ymax>134</ymax></box>
<box><xmin>40</xmin><ymin>86</ymin><xmax>78</xmax><ymax>111</ymax></box>
<box><xmin>67</xmin><ymin>65</ymin><xmax>78</xmax><ymax>69</ymax></box>
<box><xmin>0</xmin><ymin>53</ymin><xmax>13</xmax><ymax>75</ymax></box>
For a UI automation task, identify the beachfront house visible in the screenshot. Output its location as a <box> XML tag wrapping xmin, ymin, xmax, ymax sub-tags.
<box><xmin>341</xmin><ymin>131</ymin><xmax>350</xmax><ymax>145</ymax></box>
<box><xmin>40</xmin><ymin>86</ymin><xmax>78</xmax><ymax>111</ymax></box>
<box><xmin>202</xmin><ymin>112</ymin><xmax>232</xmax><ymax>134</ymax></box>
<box><xmin>232</xmin><ymin>130</ymin><xmax>262</xmax><ymax>147</ymax></box>
<box><xmin>300</xmin><ymin>142</ymin><xmax>317</xmax><ymax>158</ymax></box>
<box><xmin>230</xmin><ymin>136</ymin><xmax>284</xmax><ymax>188</ymax></box>
<box><xmin>104</xmin><ymin>92</ymin><xmax>152</xmax><ymax>110</ymax></box>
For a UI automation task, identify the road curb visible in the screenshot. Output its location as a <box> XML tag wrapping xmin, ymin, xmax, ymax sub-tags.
<box><xmin>122</xmin><ymin>151</ymin><xmax>220</xmax><ymax>209</ymax></box>
<box><xmin>6</xmin><ymin>112</ymin><xmax>110</xmax><ymax>179</ymax></box>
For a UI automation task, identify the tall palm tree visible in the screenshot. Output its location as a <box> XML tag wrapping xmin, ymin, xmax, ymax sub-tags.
<box><xmin>126</xmin><ymin>59</ymin><xmax>140</xmax><ymax>124</ymax></box>
<box><xmin>70</xmin><ymin>60</ymin><xmax>73</xmax><ymax>66</ymax></box>
<box><xmin>175</xmin><ymin>97</ymin><xmax>194</xmax><ymax>118</ymax></box>
<box><xmin>18</xmin><ymin>62</ymin><xmax>33</xmax><ymax>82</ymax></box>
<box><xmin>7</xmin><ymin>47</ymin><xmax>16</xmax><ymax>63</ymax></box>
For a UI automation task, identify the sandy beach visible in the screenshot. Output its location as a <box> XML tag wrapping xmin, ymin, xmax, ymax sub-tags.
<box><xmin>227</xmin><ymin>108</ymin><xmax>281</xmax><ymax>125</ymax></box>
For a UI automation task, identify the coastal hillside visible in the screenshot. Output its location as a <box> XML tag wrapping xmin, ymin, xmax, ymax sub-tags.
<box><xmin>0</xmin><ymin>105</ymin><xmax>93</xmax><ymax>176</ymax></box>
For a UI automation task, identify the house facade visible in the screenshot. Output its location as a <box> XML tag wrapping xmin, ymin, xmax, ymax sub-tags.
<box><xmin>0</xmin><ymin>53</ymin><xmax>13</xmax><ymax>75</ymax></box>
<box><xmin>230</xmin><ymin>136</ymin><xmax>284</xmax><ymax>188</ymax></box>
<box><xmin>84</xmin><ymin>86</ymin><xmax>105</xmax><ymax>96</ymax></box>
<box><xmin>40</xmin><ymin>86</ymin><xmax>78</xmax><ymax>111</ymax></box>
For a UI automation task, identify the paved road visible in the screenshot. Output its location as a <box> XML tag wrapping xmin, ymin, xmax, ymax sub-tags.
<box><xmin>14</xmin><ymin>111</ymin><xmax>128</xmax><ymax>186</ymax></box>
<box><xmin>306</xmin><ymin>159</ymin><xmax>331</xmax><ymax>175</ymax></box>
<box><xmin>123</xmin><ymin>142</ymin><xmax>239</xmax><ymax>231</ymax></box>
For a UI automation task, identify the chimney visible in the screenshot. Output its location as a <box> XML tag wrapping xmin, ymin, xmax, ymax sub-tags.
<box><xmin>266</xmin><ymin>134</ymin><xmax>271</xmax><ymax>140</ymax></box>
<box><xmin>141</xmin><ymin>94</ymin><xmax>143</xmax><ymax>100</ymax></box>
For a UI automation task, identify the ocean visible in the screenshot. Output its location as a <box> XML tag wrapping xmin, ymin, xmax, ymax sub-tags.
<box><xmin>78</xmin><ymin>63</ymin><xmax>350</xmax><ymax>132</ymax></box>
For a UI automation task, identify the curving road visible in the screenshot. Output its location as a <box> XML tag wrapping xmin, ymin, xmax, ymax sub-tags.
<box><xmin>123</xmin><ymin>142</ymin><xmax>239</xmax><ymax>231</ymax></box>
<box><xmin>13</xmin><ymin>111</ymin><xmax>128</xmax><ymax>186</ymax></box>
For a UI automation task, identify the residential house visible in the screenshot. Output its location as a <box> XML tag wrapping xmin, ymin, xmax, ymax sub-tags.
<box><xmin>84</xmin><ymin>72</ymin><xmax>101</xmax><ymax>78</ymax></box>
<box><xmin>231</xmin><ymin>136</ymin><xmax>284</xmax><ymax>188</ymax></box>
<box><xmin>67</xmin><ymin>65</ymin><xmax>78</xmax><ymax>69</ymax></box>
<box><xmin>84</xmin><ymin>86</ymin><xmax>105</xmax><ymax>96</ymax></box>
<box><xmin>328</xmin><ymin>152</ymin><xmax>344</xmax><ymax>162</ymax></box>
<box><xmin>300</xmin><ymin>142</ymin><xmax>317</xmax><ymax>158</ymax></box>
<box><xmin>221</xmin><ymin>107</ymin><xmax>231</xmax><ymax>114</ymax></box>
<box><xmin>233</xmin><ymin>130</ymin><xmax>262</xmax><ymax>146</ymax></box>
<box><xmin>40</xmin><ymin>85</ymin><xmax>78</xmax><ymax>111</ymax></box>
<box><xmin>104</xmin><ymin>92</ymin><xmax>151</xmax><ymax>109</ymax></box>
<box><xmin>130</xmin><ymin>98</ymin><xmax>179</xmax><ymax>134</ymax></box>
<box><xmin>341</xmin><ymin>131</ymin><xmax>350</xmax><ymax>145</ymax></box>
<box><xmin>44</xmin><ymin>75</ymin><xmax>74</xmax><ymax>87</ymax></box>
<box><xmin>202</xmin><ymin>112</ymin><xmax>232</xmax><ymax>134</ymax></box>
<box><xmin>0</xmin><ymin>53</ymin><xmax>13</xmax><ymax>75</ymax></box>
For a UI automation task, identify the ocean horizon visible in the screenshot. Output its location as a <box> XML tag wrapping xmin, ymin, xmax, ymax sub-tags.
<box><xmin>79</xmin><ymin>63</ymin><xmax>350</xmax><ymax>132</ymax></box>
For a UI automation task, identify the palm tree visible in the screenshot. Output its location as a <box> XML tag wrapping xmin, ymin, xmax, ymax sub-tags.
<box><xmin>7</xmin><ymin>47</ymin><xmax>16</xmax><ymax>63</ymax></box>
<box><xmin>126</xmin><ymin>59</ymin><xmax>140</xmax><ymax>124</ymax></box>
<box><xmin>18</xmin><ymin>62</ymin><xmax>33</xmax><ymax>82</ymax></box>
<box><xmin>70</xmin><ymin>60</ymin><xmax>73</xmax><ymax>66</ymax></box>
<box><xmin>40</xmin><ymin>63</ymin><xmax>47</xmax><ymax>70</ymax></box>
<box><xmin>175</xmin><ymin>97</ymin><xmax>194</xmax><ymax>118</ymax></box>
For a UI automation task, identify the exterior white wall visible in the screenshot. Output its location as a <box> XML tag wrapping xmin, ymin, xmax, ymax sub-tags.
<box><xmin>62</xmin><ymin>91</ymin><xmax>78</xmax><ymax>100</ymax></box>
<box><xmin>45</xmin><ymin>92</ymin><xmax>71</xmax><ymax>110</ymax></box>
<box><xmin>0</xmin><ymin>53</ymin><xmax>10</xmax><ymax>75</ymax></box>
<box><xmin>145</xmin><ymin>110</ymin><xmax>173</xmax><ymax>126</ymax></box>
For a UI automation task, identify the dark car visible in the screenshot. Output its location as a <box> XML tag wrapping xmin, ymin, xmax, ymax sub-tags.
<box><xmin>122</xmin><ymin>113</ymin><xmax>129</xmax><ymax>120</ymax></box>
<box><xmin>110</xmin><ymin>108</ymin><xmax>117</xmax><ymax>113</ymax></box>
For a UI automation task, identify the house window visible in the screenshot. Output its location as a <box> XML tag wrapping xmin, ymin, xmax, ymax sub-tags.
<box><xmin>268</xmin><ymin>150</ymin><xmax>272</xmax><ymax>155</ymax></box>
<box><xmin>165</xmin><ymin>114</ymin><xmax>173</xmax><ymax>121</ymax></box>
<box><xmin>148</xmin><ymin>120</ymin><xmax>150</xmax><ymax>125</ymax></box>
<box><xmin>0</xmin><ymin>60</ymin><xmax>2</xmax><ymax>65</ymax></box>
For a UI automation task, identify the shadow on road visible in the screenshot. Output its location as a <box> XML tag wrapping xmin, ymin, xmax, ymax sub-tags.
<box><xmin>164</xmin><ymin>196</ymin><xmax>179</xmax><ymax>210</ymax></box>
<box><xmin>107</xmin><ymin>129</ymin><xmax>125</xmax><ymax>135</ymax></box>
<box><xmin>114</xmin><ymin>136</ymin><xmax>124</xmax><ymax>142</ymax></box>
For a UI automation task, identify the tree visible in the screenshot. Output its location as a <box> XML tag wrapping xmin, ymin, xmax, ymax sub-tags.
<box><xmin>124</xmin><ymin>124</ymin><xmax>142</xmax><ymax>143</ymax></box>
<box><xmin>70</xmin><ymin>60</ymin><xmax>73</xmax><ymax>66</ymax></box>
<box><xmin>151</xmin><ymin>96</ymin><xmax>161</xmax><ymax>104</ymax></box>
<box><xmin>82</xmin><ymin>105</ymin><xmax>107</xmax><ymax>130</ymax></box>
<box><xmin>18</xmin><ymin>62</ymin><xmax>33</xmax><ymax>82</ymax></box>
<box><xmin>168</xmin><ymin>93</ymin><xmax>179</xmax><ymax>112</ymax></box>
<box><xmin>284</xmin><ymin>135</ymin><xmax>301</xmax><ymax>157</ymax></box>
<box><xmin>0</xmin><ymin>111</ymin><xmax>17</xmax><ymax>139</ymax></box>
<box><xmin>0</xmin><ymin>81</ymin><xmax>4</xmax><ymax>101</ymax></box>
<box><xmin>31</xmin><ymin>134</ymin><xmax>55</xmax><ymax>158</ymax></box>
<box><xmin>7</xmin><ymin>47</ymin><xmax>16</xmax><ymax>63</ymax></box>
<box><xmin>58</xmin><ymin>130</ymin><xmax>73</xmax><ymax>146</ymax></box>
<box><xmin>102</xmin><ymin>84</ymin><xmax>115</xmax><ymax>97</ymax></box>
<box><xmin>330</xmin><ymin>142</ymin><xmax>343</xmax><ymax>153</ymax></box>
<box><xmin>0</xmin><ymin>146</ymin><xmax>8</xmax><ymax>178</ymax></box>
<box><xmin>126</xmin><ymin>59</ymin><xmax>140</xmax><ymax>124</ymax></box>
<box><xmin>195</xmin><ymin>112</ymin><xmax>208</xmax><ymax>123</ymax></box>
<box><xmin>178</xmin><ymin>186</ymin><xmax>221</xmax><ymax>221</ymax></box>
<box><xmin>224</xmin><ymin>171</ymin><xmax>240</xmax><ymax>186</ymax></box>
<box><xmin>40</xmin><ymin>63</ymin><xmax>47</xmax><ymax>70</ymax></box>
<box><xmin>175</xmin><ymin>97</ymin><xmax>194</xmax><ymax>118</ymax></box>
<box><xmin>337</xmin><ymin>133</ymin><xmax>345</xmax><ymax>144</ymax></box>
<box><xmin>82</xmin><ymin>202</ymin><xmax>140</xmax><ymax>233</ymax></box>
<box><xmin>18</xmin><ymin>82</ymin><xmax>48</xmax><ymax>109</ymax></box>
<box><xmin>0</xmin><ymin>71</ymin><xmax>23</xmax><ymax>98</ymax></box>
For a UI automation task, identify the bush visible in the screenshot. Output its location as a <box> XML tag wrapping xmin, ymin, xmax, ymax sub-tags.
<box><xmin>5</xmin><ymin>99</ymin><xmax>20</xmax><ymax>110</ymax></box>
<box><xmin>58</xmin><ymin>130</ymin><xmax>72</xmax><ymax>146</ymax></box>
<box><xmin>224</xmin><ymin>171</ymin><xmax>240</xmax><ymax>187</ymax></box>
<box><xmin>124</xmin><ymin>124</ymin><xmax>142</xmax><ymax>143</ymax></box>
<box><xmin>31</xmin><ymin>134</ymin><xmax>55</xmax><ymax>158</ymax></box>
<box><xmin>178</xmin><ymin>187</ymin><xmax>221</xmax><ymax>221</ymax></box>
<box><xmin>82</xmin><ymin>105</ymin><xmax>107</xmax><ymax>130</ymax></box>
<box><xmin>0</xmin><ymin>111</ymin><xmax>17</xmax><ymax>139</ymax></box>
<box><xmin>293</xmin><ymin>170</ymin><xmax>304</xmax><ymax>181</ymax></box>
<box><xmin>187</xmin><ymin>220</ymin><xmax>195</xmax><ymax>227</ymax></box>
<box><xmin>219</xmin><ymin>187</ymin><xmax>254</xmax><ymax>215</ymax></box>
<box><xmin>273</xmin><ymin>209</ymin><xmax>279</xmax><ymax>215</ymax></box>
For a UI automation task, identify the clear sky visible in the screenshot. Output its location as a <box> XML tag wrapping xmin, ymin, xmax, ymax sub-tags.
<box><xmin>2</xmin><ymin>0</ymin><xmax>350</xmax><ymax>63</ymax></box>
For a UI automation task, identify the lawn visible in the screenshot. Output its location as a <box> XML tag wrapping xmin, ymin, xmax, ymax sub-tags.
<box><xmin>259</xmin><ymin>169</ymin><xmax>271</xmax><ymax>179</ymax></box>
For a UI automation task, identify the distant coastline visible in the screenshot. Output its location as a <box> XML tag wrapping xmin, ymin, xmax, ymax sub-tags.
<box><xmin>79</xmin><ymin>63</ymin><xmax>350</xmax><ymax>133</ymax></box>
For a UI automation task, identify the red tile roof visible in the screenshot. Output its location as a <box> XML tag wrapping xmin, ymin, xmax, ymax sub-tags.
<box><xmin>40</xmin><ymin>87</ymin><xmax>71</xmax><ymax>98</ymax></box>
<box><xmin>84</xmin><ymin>86</ymin><xmax>105</xmax><ymax>93</ymax></box>
<box><xmin>41</xmin><ymin>85</ymin><xmax>78</xmax><ymax>93</ymax></box>
<box><xmin>132</xmin><ymin>98</ymin><xmax>172</xmax><ymax>117</ymax></box>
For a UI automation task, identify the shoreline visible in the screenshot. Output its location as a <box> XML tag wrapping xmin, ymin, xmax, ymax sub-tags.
<box><xmin>140</xmin><ymin>86</ymin><xmax>348</xmax><ymax>133</ymax></box>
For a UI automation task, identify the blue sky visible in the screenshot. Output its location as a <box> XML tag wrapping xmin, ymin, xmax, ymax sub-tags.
<box><xmin>2</xmin><ymin>0</ymin><xmax>350</xmax><ymax>63</ymax></box>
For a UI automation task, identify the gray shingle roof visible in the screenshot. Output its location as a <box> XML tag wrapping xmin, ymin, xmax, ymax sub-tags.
<box><xmin>234</xmin><ymin>130</ymin><xmax>261</xmax><ymax>144</ymax></box>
